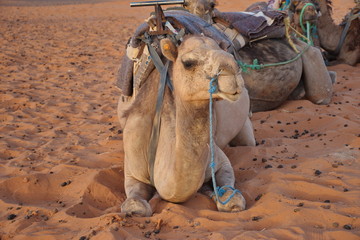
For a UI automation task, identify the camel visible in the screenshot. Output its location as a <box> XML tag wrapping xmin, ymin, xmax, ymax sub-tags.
<box><xmin>183</xmin><ymin>0</ymin><xmax>333</xmax><ymax>112</ymax></box>
<box><xmin>118</xmin><ymin>35</ymin><xmax>256</xmax><ymax>216</ymax></box>
<box><xmin>308</xmin><ymin>0</ymin><xmax>360</xmax><ymax>65</ymax></box>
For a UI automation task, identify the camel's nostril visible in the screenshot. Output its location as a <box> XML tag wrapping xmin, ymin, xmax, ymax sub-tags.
<box><xmin>218</xmin><ymin>64</ymin><xmax>238</xmax><ymax>76</ymax></box>
<box><xmin>219</xmin><ymin>69</ymin><xmax>233</xmax><ymax>76</ymax></box>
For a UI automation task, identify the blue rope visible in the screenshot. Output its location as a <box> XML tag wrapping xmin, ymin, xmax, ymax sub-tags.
<box><xmin>208</xmin><ymin>75</ymin><xmax>242</xmax><ymax>206</ymax></box>
<box><xmin>279</xmin><ymin>0</ymin><xmax>290</xmax><ymax>10</ymax></box>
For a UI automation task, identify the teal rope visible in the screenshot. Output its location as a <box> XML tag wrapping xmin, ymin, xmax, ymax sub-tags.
<box><xmin>299</xmin><ymin>3</ymin><xmax>315</xmax><ymax>32</ymax></box>
<box><xmin>237</xmin><ymin>43</ymin><xmax>311</xmax><ymax>72</ymax></box>
<box><xmin>208</xmin><ymin>74</ymin><xmax>241</xmax><ymax>205</ymax></box>
<box><xmin>306</xmin><ymin>21</ymin><xmax>314</xmax><ymax>46</ymax></box>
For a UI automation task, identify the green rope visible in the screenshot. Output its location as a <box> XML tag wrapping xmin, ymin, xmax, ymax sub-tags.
<box><xmin>306</xmin><ymin>21</ymin><xmax>314</xmax><ymax>46</ymax></box>
<box><xmin>300</xmin><ymin>3</ymin><xmax>315</xmax><ymax>32</ymax></box>
<box><xmin>237</xmin><ymin>43</ymin><xmax>311</xmax><ymax>73</ymax></box>
<box><xmin>299</xmin><ymin>3</ymin><xmax>317</xmax><ymax>46</ymax></box>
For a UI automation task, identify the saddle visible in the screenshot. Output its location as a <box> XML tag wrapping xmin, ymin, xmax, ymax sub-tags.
<box><xmin>116</xmin><ymin>9</ymin><xmax>287</xmax><ymax>97</ymax></box>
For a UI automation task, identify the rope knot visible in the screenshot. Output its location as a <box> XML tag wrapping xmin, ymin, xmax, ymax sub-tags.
<box><xmin>208</xmin><ymin>75</ymin><xmax>218</xmax><ymax>94</ymax></box>
<box><xmin>217</xmin><ymin>186</ymin><xmax>227</xmax><ymax>197</ymax></box>
<box><xmin>251</xmin><ymin>59</ymin><xmax>261</xmax><ymax>70</ymax></box>
<box><xmin>210</xmin><ymin>186</ymin><xmax>243</xmax><ymax>205</ymax></box>
<box><xmin>208</xmin><ymin>71</ymin><xmax>242</xmax><ymax>207</ymax></box>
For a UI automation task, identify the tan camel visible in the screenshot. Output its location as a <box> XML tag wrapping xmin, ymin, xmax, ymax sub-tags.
<box><xmin>118</xmin><ymin>35</ymin><xmax>256</xmax><ymax>216</ymax></box>
<box><xmin>183</xmin><ymin>0</ymin><xmax>333</xmax><ymax>112</ymax></box>
<box><xmin>309</xmin><ymin>0</ymin><xmax>360</xmax><ymax>65</ymax></box>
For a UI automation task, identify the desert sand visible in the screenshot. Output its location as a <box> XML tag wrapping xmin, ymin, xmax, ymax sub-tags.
<box><xmin>0</xmin><ymin>0</ymin><xmax>359</xmax><ymax>239</ymax></box>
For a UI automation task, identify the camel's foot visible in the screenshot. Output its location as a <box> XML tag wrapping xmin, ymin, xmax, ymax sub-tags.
<box><xmin>121</xmin><ymin>197</ymin><xmax>152</xmax><ymax>217</ymax></box>
<box><xmin>212</xmin><ymin>188</ymin><xmax>246</xmax><ymax>212</ymax></box>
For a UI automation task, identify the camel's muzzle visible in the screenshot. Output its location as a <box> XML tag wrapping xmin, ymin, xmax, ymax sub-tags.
<box><xmin>216</xmin><ymin>71</ymin><xmax>243</xmax><ymax>102</ymax></box>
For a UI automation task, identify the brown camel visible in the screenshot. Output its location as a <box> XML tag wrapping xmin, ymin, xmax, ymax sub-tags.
<box><xmin>183</xmin><ymin>0</ymin><xmax>333</xmax><ymax>112</ymax></box>
<box><xmin>310</xmin><ymin>0</ymin><xmax>360</xmax><ymax>65</ymax></box>
<box><xmin>118</xmin><ymin>35</ymin><xmax>256</xmax><ymax>216</ymax></box>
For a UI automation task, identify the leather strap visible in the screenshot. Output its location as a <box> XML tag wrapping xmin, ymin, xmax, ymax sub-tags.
<box><xmin>144</xmin><ymin>35</ymin><xmax>171</xmax><ymax>185</ymax></box>
<box><xmin>333</xmin><ymin>13</ymin><xmax>360</xmax><ymax>56</ymax></box>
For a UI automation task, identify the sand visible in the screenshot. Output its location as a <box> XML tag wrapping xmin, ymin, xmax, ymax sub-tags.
<box><xmin>0</xmin><ymin>0</ymin><xmax>359</xmax><ymax>239</ymax></box>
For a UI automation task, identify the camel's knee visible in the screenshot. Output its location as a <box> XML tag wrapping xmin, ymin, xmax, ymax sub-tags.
<box><xmin>300</xmin><ymin>45</ymin><xmax>333</xmax><ymax>104</ymax></box>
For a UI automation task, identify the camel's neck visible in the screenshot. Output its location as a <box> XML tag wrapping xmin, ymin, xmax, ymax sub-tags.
<box><xmin>316</xmin><ymin>0</ymin><xmax>343</xmax><ymax>52</ymax></box>
<box><xmin>154</xmin><ymin>95</ymin><xmax>212</xmax><ymax>202</ymax></box>
<box><xmin>175</xmin><ymin>99</ymin><xmax>210</xmax><ymax>164</ymax></box>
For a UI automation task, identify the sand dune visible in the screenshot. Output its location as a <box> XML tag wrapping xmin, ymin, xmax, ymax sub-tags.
<box><xmin>0</xmin><ymin>0</ymin><xmax>359</xmax><ymax>239</ymax></box>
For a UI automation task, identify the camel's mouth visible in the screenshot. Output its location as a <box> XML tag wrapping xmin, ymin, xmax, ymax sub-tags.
<box><xmin>217</xmin><ymin>91</ymin><xmax>240</xmax><ymax>101</ymax></box>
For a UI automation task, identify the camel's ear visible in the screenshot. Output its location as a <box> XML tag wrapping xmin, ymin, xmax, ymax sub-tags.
<box><xmin>160</xmin><ymin>38</ymin><xmax>178</xmax><ymax>62</ymax></box>
<box><xmin>212</xmin><ymin>0</ymin><xmax>218</xmax><ymax>8</ymax></box>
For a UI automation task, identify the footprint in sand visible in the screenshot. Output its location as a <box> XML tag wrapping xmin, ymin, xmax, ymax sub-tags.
<box><xmin>66</xmin><ymin>167</ymin><xmax>125</xmax><ymax>218</ymax></box>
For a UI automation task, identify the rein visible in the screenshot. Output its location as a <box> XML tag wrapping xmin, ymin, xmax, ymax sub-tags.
<box><xmin>145</xmin><ymin>37</ymin><xmax>171</xmax><ymax>185</ymax></box>
<box><xmin>208</xmin><ymin>72</ymin><xmax>242</xmax><ymax>205</ymax></box>
<box><xmin>299</xmin><ymin>2</ymin><xmax>317</xmax><ymax>46</ymax></box>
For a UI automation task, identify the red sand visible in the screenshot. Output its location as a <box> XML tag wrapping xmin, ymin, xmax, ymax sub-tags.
<box><xmin>0</xmin><ymin>0</ymin><xmax>359</xmax><ymax>239</ymax></box>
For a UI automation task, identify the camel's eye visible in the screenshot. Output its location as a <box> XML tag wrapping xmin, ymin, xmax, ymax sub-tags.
<box><xmin>182</xmin><ymin>59</ymin><xmax>198</xmax><ymax>69</ymax></box>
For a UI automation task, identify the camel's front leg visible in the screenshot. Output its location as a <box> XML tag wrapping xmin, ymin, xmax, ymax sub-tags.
<box><xmin>121</xmin><ymin>113</ymin><xmax>155</xmax><ymax>217</ymax></box>
<box><xmin>121</xmin><ymin>176</ymin><xmax>155</xmax><ymax>217</ymax></box>
<box><xmin>203</xmin><ymin>146</ymin><xmax>246</xmax><ymax>212</ymax></box>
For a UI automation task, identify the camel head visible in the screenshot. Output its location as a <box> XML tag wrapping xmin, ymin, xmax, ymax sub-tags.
<box><xmin>183</xmin><ymin>0</ymin><xmax>217</xmax><ymax>23</ymax></box>
<box><xmin>290</xmin><ymin>0</ymin><xmax>320</xmax><ymax>28</ymax></box>
<box><xmin>160</xmin><ymin>35</ymin><xmax>244</xmax><ymax>102</ymax></box>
